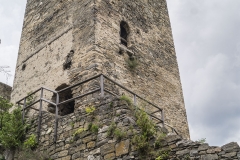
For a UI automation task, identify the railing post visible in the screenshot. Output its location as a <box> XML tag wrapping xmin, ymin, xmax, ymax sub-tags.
<box><xmin>22</xmin><ymin>98</ymin><xmax>26</xmax><ymax>124</ymax></box>
<box><xmin>133</xmin><ymin>94</ymin><xmax>137</xmax><ymax>106</ymax></box>
<box><xmin>54</xmin><ymin>93</ymin><xmax>59</xmax><ymax>143</ymax></box>
<box><xmin>37</xmin><ymin>88</ymin><xmax>43</xmax><ymax>142</ymax></box>
<box><xmin>161</xmin><ymin>109</ymin><xmax>165</xmax><ymax>127</ymax></box>
<box><xmin>100</xmin><ymin>75</ymin><xmax>104</xmax><ymax>98</ymax></box>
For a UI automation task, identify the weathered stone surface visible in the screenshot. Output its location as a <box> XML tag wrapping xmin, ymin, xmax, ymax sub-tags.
<box><xmin>166</xmin><ymin>135</ymin><xmax>182</xmax><ymax>143</ymax></box>
<box><xmin>100</xmin><ymin>143</ymin><xmax>115</xmax><ymax>156</ymax></box>
<box><xmin>58</xmin><ymin>150</ymin><xmax>68</xmax><ymax>158</ymax></box>
<box><xmin>222</xmin><ymin>142</ymin><xmax>240</xmax><ymax>152</ymax></box>
<box><xmin>115</xmin><ymin>140</ymin><xmax>130</xmax><ymax>157</ymax></box>
<box><xmin>104</xmin><ymin>153</ymin><xmax>115</xmax><ymax>160</ymax></box>
<box><xmin>198</xmin><ymin>144</ymin><xmax>210</xmax><ymax>151</ymax></box>
<box><xmin>61</xmin><ymin>156</ymin><xmax>71</xmax><ymax>160</ymax></box>
<box><xmin>200</xmin><ymin>154</ymin><xmax>218</xmax><ymax>160</ymax></box>
<box><xmin>176</xmin><ymin>149</ymin><xmax>190</xmax><ymax>155</ymax></box>
<box><xmin>223</xmin><ymin>152</ymin><xmax>237</xmax><ymax>158</ymax></box>
<box><xmin>0</xmin><ymin>82</ymin><xmax>11</xmax><ymax>100</ymax></box>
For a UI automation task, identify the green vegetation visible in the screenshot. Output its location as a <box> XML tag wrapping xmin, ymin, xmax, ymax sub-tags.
<box><xmin>132</xmin><ymin>108</ymin><xmax>156</xmax><ymax>155</ymax></box>
<box><xmin>126</xmin><ymin>58</ymin><xmax>139</xmax><ymax>70</ymax></box>
<box><xmin>154</xmin><ymin>133</ymin><xmax>166</xmax><ymax>149</ymax></box>
<box><xmin>109</xmin><ymin>102</ymin><xmax>113</xmax><ymax>108</ymax></box>
<box><xmin>85</xmin><ymin>106</ymin><xmax>96</xmax><ymax>115</ymax></box>
<box><xmin>120</xmin><ymin>95</ymin><xmax>133</xmax><ymax>106</ymax></box>
<box><xmin>26</xmin><ymin>93</ymin><xmax>35</xmax><ymax>106</ymax></box>
<box><xmin>70</xmin><ymin>122</ymin><xmax>74</xmax><ymax>128</ymax></box>
<box><xmin>196</xmin><ymin>138</ymin><xmax>206</xmax><ymax>144</ymax></box>
<box><xmin>23</xmin><ymin>134</ymin><xmax>37</xmax><ymax>149</ymax></box>
<box><xmin>0</xmin><ymin>97</ymin><xmax>26</xmax><ymax>149</ymax></box>
<box><xmin>88</xmin><ymin>123</ymin><xmax>99</xmax><ymax>133</ymax></box>
<box><xmin>114</xmin><ymin>128</ymin><xmax>126</xmax><ymax>141</ymax></box>
<box><xmin>107</xmin><ymin>122</ymin><xmax>117</xmax><ymax>137</ymax></box>
<box><xmin>155</xmin><ymin>151</ymin><xmax>170</xmax><ymax>160</ymax></box>
<box><xmin>72</xmin><ymin>128</ymin><xmax>85</xmax><ymax>138</ymax></box>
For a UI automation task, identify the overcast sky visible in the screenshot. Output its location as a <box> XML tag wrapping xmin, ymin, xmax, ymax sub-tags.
<box><xmin>0</xmin><ymin>0</ymin><xmax>239</xmax><ymax>146</ymax></box>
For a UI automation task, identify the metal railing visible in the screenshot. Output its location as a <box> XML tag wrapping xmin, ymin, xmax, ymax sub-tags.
<box><xmin>16</xmin><ymin>74</ymin><xmax>178</xmax><ymax>142</ymax></box>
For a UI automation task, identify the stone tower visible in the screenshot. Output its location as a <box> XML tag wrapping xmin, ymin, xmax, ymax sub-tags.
<box><xmin>12</xmin><ymin>0</ymin><xmax>190</xmax><ymax>138</ymax></box>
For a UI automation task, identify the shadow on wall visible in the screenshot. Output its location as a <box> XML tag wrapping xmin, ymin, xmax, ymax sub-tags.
<box><xmin>47</xmin><ymin>84</ymin><xmax>75</xmax><ymax>116</ymax></box>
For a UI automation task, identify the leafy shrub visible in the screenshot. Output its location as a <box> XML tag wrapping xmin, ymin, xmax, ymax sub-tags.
<box><xmin>135</xmin><ymin>109</ymin><xmax>156</xmax><ymax>138</ymax></box>
<box><xmin>132</xmin><ymin>134</ymin><xmax>149</xmax><ymax>153</ymax></box>
<box><xmin>23</xmin><ymin>134</ymin><xmax>37</xmax><ymax>149</ymax></box>
<box><xmin>126</xmin><ymin>59</ymin><xmax>139</xmax><ymax>70</ymax></box>
<box><xmin>120</xmin><ymin>95</ymin><xmax>133</xmax><ymax>106</ymax></box>
<box><xmin>107</xmin><ymin>122</ymin><xmax>117</xmax><ymax>137</ymax></box>
<box><xmin>196</xmin><ymin>138</ymin><xmax>206</xmax><ymax>144</ymax></box>
<box><xmin>155</xmin><ymin>148</ymin><xmax>171</xmax><ymax>160</ymax></box>
<box><xmin>0</xmin><ymin>101</ymin><xmax>26</xmax><ymax>149</ymax></box>
<box><xmin>88</xmin><ymin>123</ymin><xmax>99</xmax><ymax>133</ymax></box>
<box><xmin>154</xmin><ymin>133</ymin><xmax>166</xmax><ymax>149</ymax></box>
<box><xmin>73</xmin><ymin>128</ymin><xmax>85</xmax><ymax>138</ymax></box>
<box><xmin>91</xmin><ymin>124</ymin><xmax>98</xmax><ymax>133</ymax></box>
<box><xmin>85</xmin><ymin>106</ymin><xmax>96</xmax><ymax>114</ymax></box>
<box><xmin>114</xmin><ymin>129</ymin><xmax>126</xmax><ymax>141</ymax></box>
<box><xmin>26</xmin><ymin>93</ymin><xmax>35</xmax><ymax>106</ymax></box>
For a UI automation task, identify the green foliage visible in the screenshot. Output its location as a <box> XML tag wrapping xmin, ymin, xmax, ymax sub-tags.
<box><xmin>85</xmin><ymin>106</ymin><xmax>96</xmax><ymax>114</ymax></box>
<box><xmin>26</xmin><ymin>93</ymin><xmax>35</xmax><ymax>106</ymax></box>
<box><xmin>107</xmin><ymin>122</ymin><xmax>117</xmax><ymax>137</ymax></box>
<box><xmin>155</xmin><ymin>151</ymin><xmax>169</xmax><ymax>160</ymax></box>
<box><xmin>109</xmin><ymin>102</ymin><xmax>113</xmax><ymax>108</ymax></box>
<box><xmin>0</xmin><ymin>96</ymin><xmax>12</xmax><ymax>112</ymax></box>
<box><xmin>114</xmin><ymin>129</ymin><xmax>126</xmax><ymax>141</ymax></box>
<box><xmin>135</xmin><ymin>109</ymin><xmax>156</xmax><ymax>138</ymax></box>
<box><xmin>126</xmin><ymin>59</ymin><xmax>139</xmax><ymax>70</ymax></box>
<box><xmin>70</xmin><ymin>122</ymin><xmax>74</xmax><ymax>128</ymax></box>
<box><xmin>0</xmin><ymin>96</ymin><xmax>12</xmax><ymax>130</ymax></box>
<box><xmin>23</xmin><ymin>134</ymin><xmax>37</xmax><ymax>149</ymax></box>
<box><xmin>154</xmin><ymin>133</ymin><xmax>166</xmax><ymax>149</ymax></box>
<box><xmin>132</xmin><ymin>134</ymin><xmax>149</xmax><ymax>153</ymax></box>
<box><xmin>73</xmin><ymin>128</ymin><xmax>85</xmax><ymax>138</ymax></box>
<box><xmin>197</xmin><ymin>138</ymin><xmax>206</xmax><ymax>144</ymax></box>
<box><xmin>120</xmin><ymin>95</ymin><xmax>133</xmax><ymax>106</ymax></box>
<box><xmin>88</xmin><ymin>123</ymin><xmax>99</xmax><ymax>133</ymax></box>
<box><xmin>0</xmin><ymin>100</ymin><xmax>26</xmax><ymax>149</ymax></box>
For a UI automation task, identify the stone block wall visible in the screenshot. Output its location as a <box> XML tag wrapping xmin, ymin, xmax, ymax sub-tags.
<box><xmin>0</xmin><ymin>82</ymin><xmax>12</xmax><ymax>100</ymax></box>
<box><xmin>17</xmin><ymin>97</ymin><xmax>140</xmax><ymax>160</ymax></box>
<box><xmin>14</xmin><ymin>97</ymin><xmax>240</xmax><ymax>160</ymax></box>
<box><xmin>161</xmin><ymin>135</ymin><xmax>240</xmax><ymax>160</ymax></box>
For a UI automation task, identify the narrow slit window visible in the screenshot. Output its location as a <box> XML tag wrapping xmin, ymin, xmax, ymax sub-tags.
<box><xmin>120</xmin><ymin>21</ymin><xmax>129</xmax><ymax>47</ymax></box>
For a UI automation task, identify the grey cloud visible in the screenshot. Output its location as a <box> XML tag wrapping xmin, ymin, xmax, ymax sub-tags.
<box><xmin>168</xmin><ymin>0</ymin><xmax>240</xmax><ymax>146</ymax></box>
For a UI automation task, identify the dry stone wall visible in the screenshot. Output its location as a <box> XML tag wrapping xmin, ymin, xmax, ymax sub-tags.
<box><xmin>0</xmin><ymin>82</ymin><xmax>12</xmax><ymax>100</ymax></box>
<box><xmin>15</xmin><ymin>97</ymin><xmax>240</xmax><ymax>160</ymax></box>
<box><xmin>161</xmin><ymin>135</ymin><xmax>240</xmax><ymax>160</ymax></box>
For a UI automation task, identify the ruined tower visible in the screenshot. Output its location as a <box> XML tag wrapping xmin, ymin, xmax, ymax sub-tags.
<box><xmin>12</xmin><ymin>0</ymin><xmax>190</xmax><ymax>138</ymax></box>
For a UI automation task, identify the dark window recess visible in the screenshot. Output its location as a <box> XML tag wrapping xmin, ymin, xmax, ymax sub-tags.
<box><xmin>48</xmin><ymin>84</ymin><xmax>75</xmax><ymax>116</ymax></box>
<box><xmin>63</xmin><ymin>50</ymin><xmax>74</xmax><ymax>70</ymax></box>
<box><xmin>22</xmin><ymin>64</ymin><xmax>26</xmax><ymax>71</ymax></box>
<box><xmin>120</xmin><ymin>21</ymin><xmax>129</xmax><ymax>46</ymax></box>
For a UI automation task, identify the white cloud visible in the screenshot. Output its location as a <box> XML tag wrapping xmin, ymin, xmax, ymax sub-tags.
<box><xmin>168</xmin><ymin>0</ymin><xmax>240</xmax><ymax>146</ymax></box>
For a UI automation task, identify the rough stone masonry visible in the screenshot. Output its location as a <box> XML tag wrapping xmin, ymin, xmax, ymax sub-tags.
<box><xmin>15</xmin><ymin>97</ymin><xmax>240</xmax><ymax>160</ymax></box>
<box><xmin>0</xmin><ymin>82</ymin><xmax>12</xmax><ymax>100</ymax></box>
<box><xmin>12</xmin><ymin>0</ymin><xmax>189</xmax><ymax>139</ymax></box>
